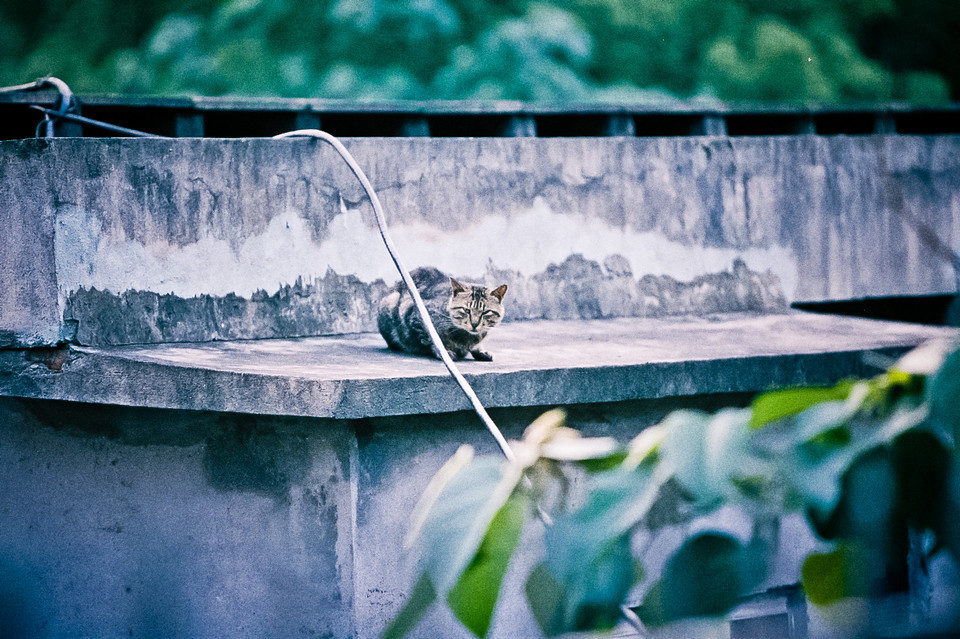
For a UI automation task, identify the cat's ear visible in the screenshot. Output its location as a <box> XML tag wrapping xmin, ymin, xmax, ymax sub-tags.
<box><xmin>450</xmin><ymin>278</ymin><xmax>467</xmax><ymax>294</ymax></box>
<box><xmin>490</xmin><ymin>284</ymin><xmax>507</xmax><ymax>301</ymax></box>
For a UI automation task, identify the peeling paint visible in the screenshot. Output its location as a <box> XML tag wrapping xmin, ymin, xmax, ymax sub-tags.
<box><xmin>64</xmin><ymin>254</ymin><xmax>785</xmax><ymax>345</ymax></box>
<box><xmin>64</xmin><ymin>270</ymin><xmax>391</xmax><ymax>345</ymax></box>
<box><xmin>7</xmin><ymin>136</ymin><xmax>959</xmax><ymax>347</ymax></box>
<box><xmin>54</xmin><ymin>198</ymin><xmax>797</xmax><ymax>302</ymax></box>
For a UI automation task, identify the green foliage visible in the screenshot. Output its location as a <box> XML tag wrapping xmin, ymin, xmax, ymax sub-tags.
<box><xmin>750</xmin><ymin>380</ymin><xmax>856</xmax><ymax>428</ymax></box>
<box><xmin>638</xmin><ymin>532</ymin><xmax>758</xmax><ymax>626</ymax></box>
<box><xmin>393</xmin><ymin>338</ymin><xmax>960</xmax><ymax>637</ymax></box>
<box><xmin>537</xmin><ymin>469</ymin><xmax>650</xmax><ymax>633</ymax></box>
<box><xmin>406</xmin><ymin>446</ymin><xmax>524</xmax><ymax>596</ymax></box>
<box><xmin>388</xmin><ymin>444</ymin><xmax>527</xmax><ymax>639</ymax></box>
<box><xmin>447</xmin><ymin>493</ymin><xmax>528</xmax><ymax>636</ymax></box>
<box><xmin>801</xmin><ymin>542</ymin><xmax>868</xmax><ymax>606</ymax></box>
<box><xmin>382</xmin><ymin>573</ymin><xmax>436</xmax><ymax>639</ymax></box>
<box><xmin>1</xmin><ymin>0</ymin><xmax>957</xmax><ymax>102</ymax></box>
<box><xmin>929</xmin><ymin>345</ymin><xmax>960</xmax><ymax>441</ymax></box>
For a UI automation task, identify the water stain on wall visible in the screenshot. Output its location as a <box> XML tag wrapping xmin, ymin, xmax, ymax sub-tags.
<box><xmin>65</xmin><ymin>254</ymin><xmax>786</xmax><ymax>346</ymax></box>
<box><xmin>494</xmin><ymin>254</ymin><xmax>786</xmax><ymax>320</ymax></box>
<box><xmin>65</xmin><ymin>270</ymin><xmax>390</xmax><ymax>345</ymax></box>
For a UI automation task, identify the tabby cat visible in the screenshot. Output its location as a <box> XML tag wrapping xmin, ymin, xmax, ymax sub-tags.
<box><xmin>377</xmin><ymin>266</ymin><xmax>507</xmax><ymax>361</ymax></box>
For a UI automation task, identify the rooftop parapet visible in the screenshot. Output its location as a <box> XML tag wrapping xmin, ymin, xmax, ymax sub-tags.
<box><xmin>2</xmin><ymin>133</ymin><xmax>958</xmax><ymax>349</ymax></box>
<box><xmin>2</xmin><ymin>93</ymin><xmax>960</xmax><ymax>139</ymax></box>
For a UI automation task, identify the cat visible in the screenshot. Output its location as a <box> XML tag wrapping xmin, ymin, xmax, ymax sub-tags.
<box><xmin>377</xmin><ymin>266</ymin><xmax>507</xmax><ymax>361</ymax></box>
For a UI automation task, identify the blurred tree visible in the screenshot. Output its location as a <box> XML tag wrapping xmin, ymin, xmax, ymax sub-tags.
<box><xmin>0</xmin><ymin>0</ymin><xmax>219</xmax><ymax>91</ymax></box>
<box><xmin>857</xmin><ymin>0</ymin><xmax>960</xmax><ymax>102</ymax></box>
<box><xmin>0</xmin><ymin>0</ymin><xmax>954</xmax><ymax>103</ymax></box>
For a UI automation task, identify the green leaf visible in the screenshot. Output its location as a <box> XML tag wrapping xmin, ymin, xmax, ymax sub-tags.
<box><xmin>533</xmin><ymin>468</ymin><xmax>657</xmax><ymax>635</ymax></box>
<box><xmin>792</xmin><ymin>404</ymin><xmax>928</xmax><ymax>518</ymax></box>
<box><xmin>634</xmin><ymin>579</ymin><xmax>666</xmax><ymax>628</ymax></box>
<box><xmin>540</xmin><ymin>435</ymin><xmax>619</xmax><ymax>462</ymax></box>
<box><xmin>703</xmin><ymin>408</ymin><xmax>766</xmax><ymax>500</ymax></box>
<box><xmin>447</xmin><ymin>494</ymin><xmax>528</xmax><ymax>637</ymax></box>
<box><xmin>637</xmin><ymin>532</ymin><xmax>752</xmax><ymax>627</ymax></box>
<box><xmin>659</xmin><ymin>408</ymin><xmax>760</xmax><ymax>505</ymax></box>
<box><xmin>662</xmin><ymin>532</ymin><xmax>746</xmax><ymax>619</ymax></box>
<box><xmin>564</xmin><ymin>533</ymin><xmax>635</xmax><ymax>632</ymax></box>
<box><xmin>405</xmin><ymin>445</ymin><xmax>474</xmax><ymax>548</ymax></box>
<box><xmin>525</xmin><ymin>563</ymin><xmax>564</xmax><ymax>636</ymax></box>
<box><xmin>943</xmin><ymin>461</ymin><xmax>960</xmax><ymax>560</ymax></box>
<box><xmin>623</xmin><ymin>425</ymin><xmax>665</xmax><ymax>470</ymax></box>
<box><xmin>417</xmin><ymin>455</ymin><xmax>524</xmax><ymax>595</ymax></box>
<box><xmin>890</xmin><ymin>429</ymin><xmax>950</xmax><ymax>533</ymax></box>
<box><xmin>536</xmin><ymin>532</ymin><xmax>636</xmax><ymax>635</ymax></box>
<box><xmin>801</xmin><ymin>543</ymin><xmax>868</xmax><ymax>606</ymax></box>
<box><xmin>794</xmin><ymin>401</ymin><xmax>853</xmax><ymax>445</ymax></box>
<box><xmin>867</xmin><ymin>368</ymin><xmax>924</xmax><ymax>410</ymax></box>
<box><xmin>519</xmin><ymin>409</ymin><xmax>568</xmax><ymax>447</ymax></box>
<box><xmin>382</xmin><ymin>572</ymin><xmax>437</xmax><ymax>639</ymax></box>
<box><xmin>514</xmin><ymin>408</ymin><xmax>621</xmax><ymax>469</ymax></box>
<box><xmin>802</xmin><ymin>549</ymin><xmax>844</xmax><ymax>606</ymax></box>
<box><xmin>927</xmin><ymin>342</ymin><xmax>960</xmax><ymax>442</ymax></box>
<box><xmin>836</xmin><ymin>450</ymin><xmax>897</xmax><ymax>542</ymax></box>
<box><xmin>750</xmin><ymin>381</ymin><xmax>856</xmax><ymax>429</ymax></box>
<box><xmin>656</xmin><ymin>410</ymin><xmax>713</xmax><ymax>501</ymax></box>
<box><xmin>576</xmin><ymin>450</ymin><xmax>629</xmax><ymax>473</ymax></box>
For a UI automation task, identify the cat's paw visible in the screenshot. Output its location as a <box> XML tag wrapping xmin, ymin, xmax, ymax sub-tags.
<box><xmin>434</xmin><ymin>346</ymin><xmax>465</xmax><ymax>361</ymax></box>
<box><xmin>470</xmin><ymin>349</ymin><xmax>493</xmax><ymax>362</ymax></box>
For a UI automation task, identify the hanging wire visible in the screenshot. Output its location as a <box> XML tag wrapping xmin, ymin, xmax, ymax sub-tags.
<box><xmin>274</xmin><ymin>129</ymin><xmax>516</xmax><ymax>462</ymax></box>
<box><xmin>0</xmin><ymin>80</ymin><xmax>46</xmax><ymax>93</ymax></box>
<box><xmin>2</xmin><ymin>77</ymin><xmax>667</xmax><ymax>633</ymax></box>
<box><xmin>0</xmin><ymin>76</ymin><xmax>76</xmax><ymax>137</ymax></box>
<box><xmin>1</xmin><ymin>76</ymin><xmax>167</xmax><ymax>138</ymax></box>
<box><xmin>2</xmin><ymin>76</ymin><xmax>513</xmax><ymax>460</ymax></box>
<box><xmin>27</xmin><ymin>105</ymin><xmax>168</xmax><ymax>138</ymax></box>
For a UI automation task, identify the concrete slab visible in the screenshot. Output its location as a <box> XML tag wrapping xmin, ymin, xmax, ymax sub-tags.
<box><xmin>1</xmin><ymin>312</ymin><xmax>956</xmax><ymax>419</ymax></box>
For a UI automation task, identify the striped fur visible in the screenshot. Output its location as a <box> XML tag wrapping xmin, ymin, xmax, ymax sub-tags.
<box><xmin>377</xmin><ymin>267</ymin><xmax>507</xmax><ymax>361</ymax></box>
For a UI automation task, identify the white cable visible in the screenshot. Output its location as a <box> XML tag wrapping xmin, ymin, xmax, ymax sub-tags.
<box><xmin>274</xmin><ymin>129</ymin><xmax>515</xmax><ymax>462</ymax></box>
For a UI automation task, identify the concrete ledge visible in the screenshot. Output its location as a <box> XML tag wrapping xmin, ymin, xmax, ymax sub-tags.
<box><xmin>2</xmin><ymin>312</ymin><xmax>955</xmax><ymax>419</ymax></box>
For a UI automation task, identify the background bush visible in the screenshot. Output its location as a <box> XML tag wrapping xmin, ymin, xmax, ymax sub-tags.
<box><xmin>2</xmin><ymin>0</ymin><xmax>958</xmax><ymax>103</ymax></box>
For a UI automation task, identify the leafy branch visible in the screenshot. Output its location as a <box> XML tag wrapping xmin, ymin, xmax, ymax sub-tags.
<box><xmin>388</xmin><ymin>337</ymin><xmax>960</xmax><ymax>637</ymax></box>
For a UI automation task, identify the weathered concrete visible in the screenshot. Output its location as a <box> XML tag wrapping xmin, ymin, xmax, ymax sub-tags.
<box><xmin>0</xmin><ymin>390</ymin><xmax>803</xmax><ymax>639</ymax></box>
<box><xmin>1</xmin><ymin>312</ymin><xmax>955</xmax><ymax>419</ymax></box>
<box><xmin>0</xmin><ymin>143</ymin><xmax>61</xmax><ymax>347</ymax></box>
<box><xmin>0</xmin><ymin>398</ymin><xmax>359</xmax><ymax>638</ymax></box>
<box><xmin>2</xmin><ymin>129</ymin><xmax>959</xmax><ymax>638</ymax></box>
<box><xmin>61</xmin><ymin>256</ymin><xmax>785</xmax><ymax>345</ymax></box>
<box><xmin>2</xmin><ymin>136</ymin><xmax>958</xmax><ymax>346</ymax></box>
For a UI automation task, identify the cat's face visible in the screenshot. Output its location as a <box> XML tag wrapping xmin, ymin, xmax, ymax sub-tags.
<box><xmin>447</xmin><ymin>278</ymin><xmax>507</xmax><ymax>335</ymax></box>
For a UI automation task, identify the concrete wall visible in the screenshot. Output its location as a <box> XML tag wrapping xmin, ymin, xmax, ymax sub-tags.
<box><xmin>4</xmin><ymin>132</ymin><xmax>957</xmax><ymax>637</ymax></box>
<box><xmin>0</xmin><ymin>398</ymin><xmax>358</xmax><ymax>638</ymax></box>
<box><xmin>1</xmin><ymin>393</ymin><xmax>819</xmax><ymax>639</ymax></box>
<box><xmin>0</xmin><ymin>142</ymin><xmax>61</xmax><ymax>347</ymax></box>
<box><xmin>2</xmin><ymin>136</ymin><xmax>958</xmax><ymax>347</ymax></box>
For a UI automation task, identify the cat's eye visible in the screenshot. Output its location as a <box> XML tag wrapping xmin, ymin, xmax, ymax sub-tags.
<box><xmin>481</xmin><ymin>310</ymin><xmax>500</xmax><ymax>318</ymax></box>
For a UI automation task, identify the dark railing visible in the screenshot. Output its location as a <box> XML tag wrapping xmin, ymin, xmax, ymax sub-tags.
<box><xmin>1</xmin><ymin>91</ymin><xmax>959</xmax><ymax>140</ymax></box>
